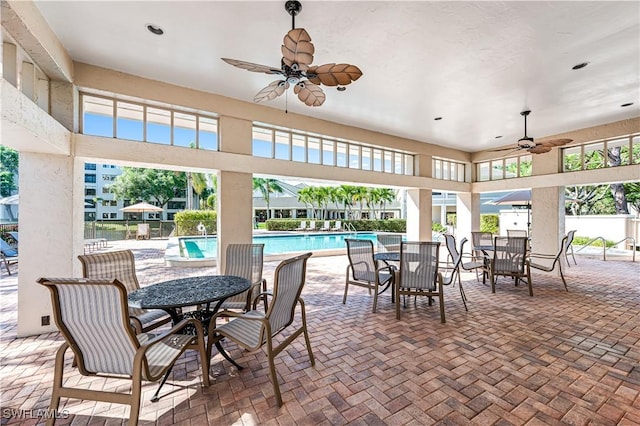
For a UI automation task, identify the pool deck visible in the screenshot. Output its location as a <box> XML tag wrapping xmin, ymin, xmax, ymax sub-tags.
<box><xmin>1</xmin><ymin>238</ymin><xmax>639</xmax><ymax>425</ymax></box>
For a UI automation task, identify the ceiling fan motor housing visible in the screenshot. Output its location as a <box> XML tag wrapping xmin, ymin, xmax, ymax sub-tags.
<box><xmin>517</xmin><ymin>137</ymin><xmax>536</xmax><ymax>149</ymax></box>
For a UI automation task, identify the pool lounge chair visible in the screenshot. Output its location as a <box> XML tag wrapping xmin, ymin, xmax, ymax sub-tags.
<box><xmin>0</xmin><ymin>239</ymin><xmax>18</xmax><ymax>275</ymax></box>
<box><xmin>307</xmin><ymin>221</ymin><xmax>317</xmax><ymax>231</ymax></box>
<box><xmin>331</xmin><ymin>221</ymin><xmax>342</xmax><ymax>231</ymax></box>
<box><xmin>295</xmin><ymin>220</ymin><xmax>307</xmax><ymax>231</ymax></box>
<box><xmin>136</xmin><ymin>223</ymin><xmax>150</xmax><ymax>240</ymax></box>
<box><xmin>319</xmin><ymin>221</ymin><xmax>331</xmax><ymax>231</ymax></box>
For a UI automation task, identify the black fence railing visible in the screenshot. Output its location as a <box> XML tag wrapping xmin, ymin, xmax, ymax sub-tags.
<box><xmin>84</xmin><ymin>220</ymin><xmax>176</xmax><ymax>240</ymax></box>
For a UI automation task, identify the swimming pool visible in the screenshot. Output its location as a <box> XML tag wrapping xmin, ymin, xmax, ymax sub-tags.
<box><xmin>181</xmin><ymin>232</ymin><xmax>379</xmax><ymax>259</ymax></box>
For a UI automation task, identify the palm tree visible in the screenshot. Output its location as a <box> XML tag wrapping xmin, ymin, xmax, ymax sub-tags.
<box><xmin>338</xmin><ymin>185</ymin><xmax>358</xmax><ymax>219</ymax></box>
<box><xmin>297</xmin><ymin>186</ymin><xmax>315</xmax><ymax>218</ymax></box>
<box><xmin>367</xmin><ymin>188</ymin><xmax>383</xmax><ymax>219</ymax></box>
<box><xmin>253</xmin><ymin>178</ymin><xmax>284</xmax><ymax>219</ymax></box>
<box><xmin>190</xmin><ymin>172</ymin><xmax>208</xmax><ymax>209</ymax></box>
<box><xmin>378</xmin><ymin>188</ymin><xmax>397</xmax><ymax>219</ymax></box>
<box><xmin>353</xmin><ymin>186</ymin><xmax>369</xmax><ymax>219</ymax></box>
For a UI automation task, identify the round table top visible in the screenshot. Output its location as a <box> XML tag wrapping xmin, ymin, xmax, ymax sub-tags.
<box><xmin>374</xmin><ymin>252</ymin><xmax>400</xmax><ymax>262</ymax></box>
<box><xmin>128</xmin><ymin>275</ymin><xmax>251</xmax><ymax>310</ymax></box>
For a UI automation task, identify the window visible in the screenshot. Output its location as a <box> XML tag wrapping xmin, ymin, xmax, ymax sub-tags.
<box><xmin>562</xmin><ymin>135</ymin><xmax>638</xmax><ymax>171</ymax></box>
<box><xmin>433</xmin><ymin>158</ymin><xmax>466</xmax><ymax>182</ymax></box>
<box><xmin>84</xmin><ymin>174</ymin><xmax>96</xmax><ymax>183</ymax></box>
<box><xmin>275</xmin><ymin>131</ymin><xmax>290</xmax><ymax>160</ymax></box>
<box><xmin>292</xmin><ymin>134</ymin><xmax>306</xmax><ymax>162</ymax></box>
<box><xmin>168</xmin><ymin>201</ymin><xmax>186</xmax><ymax>209</ymax></box>
<box><xmin>85</xmin><ymin>163</ymin><xmax>96</xmax><ymax>170</ymax></box>
<box><xmin>116</xmin><ymin>102</ymin><xmax>144</xmax><ymax>141</ymax></box>
<box><xmin>146</xmin><ymin>107</ymin><xmax>172</xmax><ymax>144</ymax></box>
<box><xmin>584</xmin><ymin>142</ymin><xmax>605</xmax><ymax>169</ymax></box>
<box><xmin>82</xmin><ymin>95</ymin><xmax>113</xmax><ymax>137</ymax></box>
<box><xmin>85</xmin><ymin>188</ymin><xmax>96</xmax><ymax>196</ymax></box>
<box><xmin>348</xmin><ymin>145</ymin><xmax>359</xmax><ymax>169</ymax></box>
<box><xmin>477</xmin><ymin>163</ymin><xmax>490</xmax><ymax>181</ymax></box>
<box><xmin>173</xmin><ymin>112</ymin><xmax>197</xmax><ymax>148</ymax></box>
<box><xmin>322</xmin><ymin>139</ymin><xmax>335</xmax><ymax>166</ymax></box>
<box><xmin>361</xmin><ymin>147</ymin><xmax>371</xmax><ymax>170</ymax></box>
<box><xmin>102</xmin><ymin>175</ymin><xmax>116</xmax><ymax>181</ymax></box>
<box><xmin>102</xmin><ymin>186</ymin><xmax>111</xmax><ymax>194</ymax></box>
<box><xmin>308</xmin><ymin>137</ymin><xmax>321</xmax><ymax>164</ymax></box>
<box><xmin>253</xmin><ymin>126</ymin><xmax>273</xmax><ymax>158</ymax></box>
<box><xmin>84</xmin><ymin>212</ymin><xmax>95</xmax><ymax>221</ymax></box>
<box><xmin>336</xmin><ymin>143</ymin><xmax>347</xmax><ymax>167</ymax></box>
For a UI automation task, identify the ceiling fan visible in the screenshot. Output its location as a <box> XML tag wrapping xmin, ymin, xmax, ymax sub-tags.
<box><xmin>492</xmin><ymin>110</ymin><xmax>573</xmax><ymax>154</ymax></box>
<box><xmin>221</xmin><ymin>0</ymin><xmax>362</xmax><ymax>107</ymax></box>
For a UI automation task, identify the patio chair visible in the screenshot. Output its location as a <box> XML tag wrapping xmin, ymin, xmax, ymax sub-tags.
<box><xmin>319</xmin><ymin>220</ymin><xmax>331</xmax><ymax>231</ymax></box>
<box><xmin>331</xmin><ymin>220</ymin><xmax>342</xmax><ymax>231</ymax></box>
<box><xmin>377</xmin><ymin>233</ymin><xmax>402</xmax><ymax>253</ymax></box>
<box><xmin>219</xmin><ymin>243</ymin><xmax>267</xmax><ymax>312</ymax></box>
<box><xmin>564</xmin><ymin>230</ymin><xmax>577</xmax><ymax>266</ymax></box>
<box><xmin>528</xmin><ymin>235</ymin><xmax>569</xmax><ymax>291</ymax></box>
<box><xmin>294</xmin><ymin>220</ymin><xmax>307</xmax><ymax>231</ymax></box>
<box><xmin>136</xmin><ymin>223</ymin><xmax>150</xmax><ymax>240</ymax></box>
<box><xmin>38</xmin><ymin>277</ymin><xmax>210</xmax><ymax>426</ymax></box>
<box><xmin>78</xmin><ymin>250</ymin><xmax>171</xmax><ymax>333</ymax></box>
<box><xmin>8</xmin><ymin>231</ymin><xmax>18</xmax><ymax>243</ymax></box>
<box><xmin>471</xmin><ymin>231</ymin><xmax>493</xmax><ymax>279</ymax></box>
<box><xmin>443</xmin><ymin>234</ymin><xmax>486</xmax><ymax>311</ymax></box>
<box><xmin>507</xmin><ymin>229</ymin><xmax>528</xmax><ymax>237</ymax></box>
<box><xmin>395</xmin><ymin>241</ymin><xmax>445</xmax><ymax>322</ymax></box>
<box><xmin>307</xmin><ymin>220</ymin><xmax>317</xmax><ymax>231</ymax></box>
<box><xmin>485</xmin><ymin>236</ymin><xmax>532</xmax><ymax>296</ymax></box>
<box><xmin>208</xmin><ymin>252</ymin><xmax>314</xmax><ymax>407</ymax></box>
<box><xmin>0</xmin><ymin>239</ymin><xmax>18</xmax><ymax>275</ymax></box>
<box><xmin>344</xmin><ymin>239</ymin><xmax>395</xmax><ymax>313</ymax></box>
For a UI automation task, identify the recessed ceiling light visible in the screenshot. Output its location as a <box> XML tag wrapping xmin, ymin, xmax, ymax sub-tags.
<box><xmin>336</xmin><ymin>86</ymin><xmax>346</xmax><ymax>92</ymax></box>
<box><xmin>434</xmin><ymin>117</ymin><xmax>442</xmax><ymax>121</ymax></box>
<box><xmin>146</xmin><ymin>24</ymin><xmax>164</xmax><ymax>35</ymax></box>
<box><xmin>571</xmin><ymin>62</ymin><xmax>589</xmax><ymax>70</ymax></box>
<box><xmin>495</xmin><ymin>135</ymin><xmax>502</xmax><ymax>139</ymax></box>
<box><xmin>620</xmin><ymin>102</ymin><xmax>634</xmax><ymax>107</ymax></box>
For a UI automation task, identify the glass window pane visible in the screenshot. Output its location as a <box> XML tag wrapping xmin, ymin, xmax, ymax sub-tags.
<box><xmin>607</xmin><ymin>138</ymin><xmax>628</xmax><ymax>167</ymax></box>
<box><xmin>336</xmin><ymin>143</ymin><xmax>347</xmax><ymax>167</ymax></box>
<box><xmin>361</xmin><ymin>147</ymin><xmax>371</xmax><ymax>170</ymax></box>
<box><xmin>173</xmin><ymin>112</ymin><xmax>197</xmax><ymax>148</ymax></box>
<box><xmin>292</xmin><ymin>134</ymin><xmax>306</xmax><ymax>162</ymax></box>
<box><xmin>146</xmin><ymin>107</ymin><xmax>171</xmax><ymax>144</ymax></box>
<box><xmin>384</xmin><ymin>151</ymin><xmax>393</xmax><ymax>173</ymax></box>
<box><xmin>442</xmin><ymin>161</ymin><xmax>450</xmax><ymax>180</ymax></box>
<box><xmin>449</xmin><ymin>162</ymin><xmax>457</xmax><ymax>181</ymax></box>
<box><xmin>116</xmin><ymin>102</ymin><xmax>143</xmax><ymax>141</ymax></box>
<box><xmin>563</xmin><ymin>147</ymin><xmax>581</xmax><ymax>172</ymax></box>
<box><xmin>373</xmin><ymin>149</ymin><xmax>383</xmax><ymax>172</ymax></box>
<box><xmin>478</xmin><ymin>162</ymin><xmax>490</xmax><ymax>181</ymax></box>
<box><xmin>198</xmin><ymin>116</ymin><xmax>218</xmax><ymax>151</ymax></box>
<box><xmin>491</xmin><ymin>160</ymin><xmax>503</xmax><ymax>180</ymax></box>
<box><xmin>395</xmin><ymin>154</ymin><xmax>403</xmax><ymax>174</ymax></box>
<box><xmin>504</xmin><ymin>157</ymin><xmax>517</xmax><ymax>178</ymax></box>
<box><xmin>633</xmin><ymin>136</ymin><xmax>640</xmax><ymax>165</ymax></box>
<box><xmin>349</xmin><ymin>145</ymin><xmax>359</xmax><ymax>169</ymax></box>
<box><xmin>519</xmin><ymin>155</ymin><xmax>532</xmax><ymax>176</ymax></box>
<box><xmin>584</xmin><ymin>142</ymin><xmax>605</xmax><ymax>169</ymax></box>
<box><xmin>322</xmin><ymin>139</ymin><xmax>335</xmax><ymax>166</ymax></box>
<box><xmin>404</xmin><ymin>154</ymin><xmax>414</xmax><ymax>175</ymax></box>
<box><xmin>457</xmin><ymin>164</ymin><xmax>465</xmax><ymax>181</ymax></box>
<box><xmin>253</xmin><ymin>127</ymin><xmax>273</xmax><ymax>158</ymax></box>
<box><xmin>275</xmin><ymin>131</ymin><xmax>290</xmax><ymax>160</ymax></box>
<box><xmin>308</xmin><ymin>137</ymin><xmax>321</xmax><ymax>164</ymax></box>
<box><xmin>83</xmin><ymin>96</ymin><xmax>113</xmax><ymax>137</ymax></box>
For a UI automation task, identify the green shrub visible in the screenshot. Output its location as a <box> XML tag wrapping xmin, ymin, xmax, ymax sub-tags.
<box><xmin>446</xmin><ymin>213</ymin><xmax>457</xmax><ymax>227</ymax></box>
<box><xmin>174</xmin><ymin>210</ymin><xmax>217</xmax><ymax>236</ymax></box>
<box><xmin>572</xmin><ymin>236</ymin><xmax>616</xmax><ymax>248</ymax></box>
<box><xmin>480</xmin><ymin>214</ymin><xmax>499</xmax><ymax>233</ymax></box>
<box><xmin>432</xmin><ymin>222</ymin><xmax>447</xmax><ymax>233</ymax></box>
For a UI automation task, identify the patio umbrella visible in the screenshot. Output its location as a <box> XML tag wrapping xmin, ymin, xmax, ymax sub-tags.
<box><xmin>120</xmin><ymin>201</ymin><xmax>163</xmax><ymax>222</ymax></box>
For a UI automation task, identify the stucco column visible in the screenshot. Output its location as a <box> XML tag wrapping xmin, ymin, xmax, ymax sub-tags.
<box><xmin>456</xmin><ymin>192</ymin><xmax>481</xmax><ymax>248</ymax></box>
<box><xmin>17</xmin><ymin>153</ymin><xmax>84</xmax><ymax>337</ymax></box>
<box><xmin>217</xmin><ymin>115</ymin><xmax>253</xmax><ymax>270</ymax></box>
<box><xmin>406</xmin><ymin>154</ymin><xmax>433</xmax><ymax>241</ymax></box>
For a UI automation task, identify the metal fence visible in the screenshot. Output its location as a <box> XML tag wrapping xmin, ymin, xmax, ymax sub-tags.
<box><xmin>84</xmin><ymin>220</ymin><xmax>176</xmax><ymax>240</ymax></box>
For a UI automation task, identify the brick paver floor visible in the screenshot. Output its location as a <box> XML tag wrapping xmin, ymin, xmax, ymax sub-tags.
<box><xmin>1</xmin><ymin>239</ymin><xmax>638</xmax><ymax>425</ymax></box>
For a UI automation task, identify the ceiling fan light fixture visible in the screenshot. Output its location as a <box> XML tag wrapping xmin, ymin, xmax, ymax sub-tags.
<box><xmin>517</xmin><ymin>137</ymin><xmax>536</xmax><ymax>150</ymax></box>
<box><xmin>337</xmin><ymin>86</ymin><xmax>346</xmax><ymax>92</ymax></box>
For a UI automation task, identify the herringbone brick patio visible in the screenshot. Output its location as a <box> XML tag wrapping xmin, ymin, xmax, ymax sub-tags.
<box><xmin>1</xmin><ymin>240</ymin><xmax>638</xmax><ymax>425</ymax></box>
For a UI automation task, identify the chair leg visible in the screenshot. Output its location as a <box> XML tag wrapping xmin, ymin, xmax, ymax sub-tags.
<box><xmin>395</xmin><ymin>285</ymin><xmax>401</xmax><ymax>320</ymax></box>
<box><xmin>128</xmin><ymin>373</ymin><xmax>142</xmax><ymax>426</ymax></box>
<box><xmin>438</xmin><ymin>288</ymin><xmax>446</xmax><ymax>324</ymax></box>
<box><xmin>526</xmin><ymin>268</ymin><xmax>533</xmax><ymax>297</ymax></box>
<box><xmin>265</xmin><ymin>338</ymin><xmax>283</xmax><ymax>407</ymax></box>
<box><xmin>300</xmin><ymin>300</ymin><xmax>315</xmax><ymax>366</ymax></box>
<box><xmin>215</xmin><ymin>340</ymin><xmax>244</xmax><ymax>370</ymax></box>
<box><xmin>371</xmin><ymin>282</ymin><xmax>379</xmax><ymax>313</ymax></box>
<box><xmin>47</xmin><ymin>343</ymin><xmax>68</xmax><ymax>426</ymax></box>
<box><xmin>458</xmin><ymin>281</ymin><xmax>468</xmax><ymax>311</ymax></box>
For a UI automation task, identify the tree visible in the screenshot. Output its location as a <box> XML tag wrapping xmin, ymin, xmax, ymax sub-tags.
<box><xmin>297</xmin><ymin>186</ymin><xmax>315</xmax><ymax>218</ymax></box>
<box><xmin>378</xmin><ymin>188</ymin><xmax>396</xmax><ymax>218</ymax></box>
<box><xmin>111</xmin><ymin>167</ymin><xmax>187</xmax><ymax>219</ymax></box>
<box><xmin>0</xmin><ymin>146</ymin><xmax>19</xmax><ymax>197</ymax></box>
<box><xmin>253</xmin><ymin>178</ymin><xmax>284</xmax><ymax>220</ymax></box>
<box><xmin>606</xmin><ymin>146</ymin><xmax>629</xmax><ymax>214</ymax></box>
<box><xmin>338</xmin><ymin>185</ymin><xmax>358</xmax><ymax>219</ymax></box>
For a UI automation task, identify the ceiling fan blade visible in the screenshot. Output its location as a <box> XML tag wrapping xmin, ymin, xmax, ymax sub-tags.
<box><xmin>293</xmin><ymin>81</ymin><xmax>325</xmax><ymax>106</ymax></box>
<box><xmin>529</xmin><ymin>145</ymin><xmax>553</xmax><ymax>154</ymax></box>
<box><xmin>282</xmin><ymin>28</ymin><xmax>315</xmax><ymax>70</ymax></box>
<box><xmin>306</xmin><ymin>63</ymin><xmax>363</xmax><ymax>86</ymax></box>
<box><xmin>488</xmin><ymin>146</ymin><xmax>524</xmax><ymax>153</ymax></box>
<box><xmin>537</xmin><ymin>138</ymin><xmax>573</xmax><ymax>147</ymax></box>
<box><xmin>254</xmin><ymin>80</ymin><xmax>290</xmax><ymax>103</ymax></box>
<box><xmin>221</xmin><ymin>58</ymin><xmax>283</xmax><ymax>75</ymax></box>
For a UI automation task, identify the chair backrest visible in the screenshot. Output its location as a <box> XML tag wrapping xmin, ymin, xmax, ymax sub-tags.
<box><xmin>38</xmin><ymin>278</ymin><xmax>139</xmax><ymax>376</ymax></box>
<box><xmin>565</xmin><ymin>230</ymin><xmax>576</xmax><ymax>247</ymax></box>
<box><xmin>377</xmin><ymin>234</ymin><xmax>402</xmax><ymax>253</ymax></box>
<box><xmin>299</xmin><ymin>221</ymin><xmax>307</xmax><ymax>228</ymax></box>
<box><xmin>442</xmin><ymin>234</ymin><xmax>465</xmax><ymax>285</ymax></box>
<box><xmin>0</xmin><ymin>239</ymin><xmax>18</xmax><ymax>257</ymax></box>
<box><xmin>493</xmin><ymin>236</ymin><xmax>528</xmax><ymax>274</ymax></box>
<box><xmin>345</xmin><ymin>239</ymin><xmax>378</xmax><ymax>282</ymax></box>
<box><xmin>333</xmin><ymin>220</ymin><xmax>341</xmax><ymax>228</ymax></box>
<box><xmin>265</xmin><ymin>252</ymin><xmax>312</xmax><ymax>334</ymax></box>
<box><xmin>507</xmin><ymin>229</ymin><xmax>528</xmax><ymax>237</ymax></box>
<box><xmin>225</xmin><ymin>243</ymin><xmax>265</xmax><ymax>285</ymax></box>
<box><xmin>78</xmin><ymin>250</ymin><xmax>140</xmax><ymax>294</ymax></box>
<box><xmin>471</xmin><ymin>231</ymin><xmax>493</xmax><ymax>248</ymax></box>
<box><xmin>309</xmin><ymin>221</ymin><xmax>316</xmax><ymax>228</ymax></box>
<box><xmin>8</xmin><ymin>231</ymin><xmax>18</xmax><ymax>242</ymax></box>
<box><xmin>399</xmin><ymin>241</ymin><xmax>440</xmax><ymax>290</ymax></box>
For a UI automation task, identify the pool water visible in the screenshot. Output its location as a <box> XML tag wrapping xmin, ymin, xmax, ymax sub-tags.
<box><xmin>181</xmin><ymin>232</ymin><xmax>379</xmax><ymax>258</ymax></box>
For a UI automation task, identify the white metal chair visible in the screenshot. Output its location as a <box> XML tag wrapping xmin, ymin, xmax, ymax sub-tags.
<box><xmin>208</xmin><ymin>252</ymin><xmax>314</xmax><ymax>407</ymax></box>
<box><xmin>331</xmin><ymin>220</ymin><xmax>342</xmax><ymax>231</ymax></box>
<box><xmin>564</xmin><ymin>230</ymin><xmax>577</xmax><ymax>266</ymax></box>
<box><xmin>0</xmin><ymin>239</ymin><xmax>18</xmax><ymax>275</ymax></box>
<box><xmin>528</xmin><ymin>235</ymin><xmax>569</xmax><ymax>291</ymax></box>
<box><xmin>319</xmin><ymin>220</ymin><xmax>331</xmax><ymax>231</ymax></box>
<box><xmin>38</xmin><ymin>277</ymin><xmax>210</xmax><ymax>426</ymax></box>
<box><xmin>294</xmin><ymin>220</ymin><xmax>307</xmax><ymax>231</ymax></box>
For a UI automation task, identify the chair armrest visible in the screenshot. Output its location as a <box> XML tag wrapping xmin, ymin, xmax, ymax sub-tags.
<box><xmin>136</xmin><ymin>318</ymin><xmax>202</xmax><ymax>351</ymax></box>
<box><xmin>528</xmin><ymin>253</ymin><xmax>557</xmax><ymax>260</ymax></box>
<box><xmin>251</xmin><ymin>291</ymin><xmax>273</xmax><ymax>310</ymax></box>
<box><xmin>376</xmin><ymin>264</ymin><xmax>397</xmax><ymax>274</ymax></box>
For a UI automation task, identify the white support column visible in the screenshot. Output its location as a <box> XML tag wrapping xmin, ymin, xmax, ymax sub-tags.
<box><xmin>17</xmin><ymin>153</ymin><xmax>84</xmax><ymax>337</ymax></box>
<box><xmin>20</xmin><ymin>61</ymin><xmax>35</xmax><ymax>100</ymax></box>
<box><xmin>456</xmin><ymin>192</ymin><xmax>481</xmax><ymax>245</ymax></box>
<box><xmin>406</xmin><ymin>188</ymin><xmax>433</xmax><ymax>241</ymax></box>
<box><xmin>531</xmin><ymin>187</ymin><xmax>565</xmax><ymax>259</ymax></box>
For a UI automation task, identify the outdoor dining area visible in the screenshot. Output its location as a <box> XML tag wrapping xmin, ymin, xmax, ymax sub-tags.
<box><xmin>1</xmin><ymin>235</ymin><xmax>639</xmax><ymax>424</ymax></box>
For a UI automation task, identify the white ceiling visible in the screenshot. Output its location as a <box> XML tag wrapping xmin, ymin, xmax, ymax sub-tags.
<box><xmin>35</xmin><ymin>1</ymin><xmax>639</xmax><ymax>153</ymax></box>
